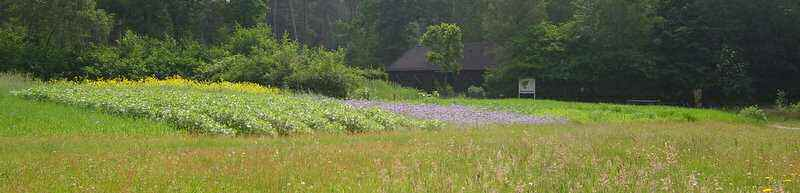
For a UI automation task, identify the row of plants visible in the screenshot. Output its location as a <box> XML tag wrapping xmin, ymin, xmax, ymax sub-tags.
<box><xmin>14</xmin><ymin>77</ymin><xmax>441</xmax><ymax>135</ymax></box>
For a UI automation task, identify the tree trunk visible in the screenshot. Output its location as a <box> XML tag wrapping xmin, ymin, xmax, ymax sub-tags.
<box><xmin>289</xmin><ymin>0</ymin><xmax>298</xmax><ymax>41</ymax></box>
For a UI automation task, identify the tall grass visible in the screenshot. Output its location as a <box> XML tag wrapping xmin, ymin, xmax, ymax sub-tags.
<box><xmin>1</xmin><ymin>122</ymin><xmax>797</xmax><ymax>192</ymax></box>
<box><xmin>0</xmin><ymin>72</ymin><xmax>36</xmax><ymax>90</ymax></box>
<box><xmin>360</xmin><ymin>79</ymin><xmax>423</xmax><ymax>101</ymax></box>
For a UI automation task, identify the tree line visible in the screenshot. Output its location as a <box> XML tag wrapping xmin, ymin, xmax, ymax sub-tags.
<box><xmin>1</xmin><ymin>0</ymin><xmax>798</xmax><ymax>104</ymax></box>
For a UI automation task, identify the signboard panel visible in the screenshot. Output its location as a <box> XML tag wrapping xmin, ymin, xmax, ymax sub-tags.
<box><xmin>519</xmin><ymin>78</ymin><xmax>536</xmax><ymax>99</ymax></box>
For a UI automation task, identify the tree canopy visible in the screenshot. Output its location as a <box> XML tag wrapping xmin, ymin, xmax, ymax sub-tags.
<box><xmin>0</xmin><ymin>0</ymin><xmax>797</xmax><ymax>103</ymax></box>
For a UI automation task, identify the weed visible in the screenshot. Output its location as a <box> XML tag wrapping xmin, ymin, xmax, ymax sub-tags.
<box><xmin>738</xmin><ymin>105</ymin><xmax>768</xmax><ymax>122</ymax></box>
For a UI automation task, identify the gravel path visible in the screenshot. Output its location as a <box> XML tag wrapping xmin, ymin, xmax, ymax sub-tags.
<box><xmin>343</xmin><ymin>100</ymin><xmax>565</xmax><ymax>125</ymax></box>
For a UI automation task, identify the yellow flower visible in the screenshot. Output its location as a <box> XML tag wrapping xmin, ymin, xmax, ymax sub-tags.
<box><xmin>765</xmin><ymin>176</ymin><xmax>772</xmax><ymax>180</ymax></box>
<box><xmin>762</xmin><ymin>188</ymin><xmax>774</xmax><ymax>193</ymax></box>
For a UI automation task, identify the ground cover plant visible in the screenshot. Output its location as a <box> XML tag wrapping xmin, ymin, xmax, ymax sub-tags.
<box><xmin>15</xmin><ymin>77</ymin><xmax>440</xmax><ymax>135</ymax></box>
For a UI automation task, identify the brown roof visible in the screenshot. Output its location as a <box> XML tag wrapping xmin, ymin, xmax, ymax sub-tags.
<box><xmin>387</xmin><ymin>42</ymin><xmax>497</xmax><ymax>72</ymax></box>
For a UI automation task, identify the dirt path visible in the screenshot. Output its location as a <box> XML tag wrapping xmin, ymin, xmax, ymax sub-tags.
<box><xmin>770</xmin><ymin>124</ymin><xmax>800</xmax><ymax>130</ymax></box>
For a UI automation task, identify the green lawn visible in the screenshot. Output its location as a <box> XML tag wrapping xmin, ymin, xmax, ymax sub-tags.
<box><xmin>0</xmin><ymin>73</ymin><xmax>175</xmax><ymax>137</ymax></box>
<box><xmin>420</xmin><ymin>98</ymin><xmax>748</xmax><ymax>124</ymax></box>
<box><xmin>2</xmin><ymin>74</ymin><xmax>799</xmax><ymax>192</ymax></box>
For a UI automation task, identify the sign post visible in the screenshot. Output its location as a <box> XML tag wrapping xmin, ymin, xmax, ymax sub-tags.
<box><xmin>518</xmin><ymin>78</ymin><xmax>536</xmax><ymax>99</ymax></box>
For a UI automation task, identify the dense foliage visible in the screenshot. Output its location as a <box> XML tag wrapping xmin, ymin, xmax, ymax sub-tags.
<box><xmin>15</xmin><ymin>77</ymin><xmax>440</xmax><ymax>135</ymax></box>
<box><xmin>483</xmin><ymin>0</ymin><xmax>799</xmax><ymax>104</ymax></box>
<box><xmin>0</xmin><ymin>0</ymin><xmax>798</xmax><ymax>103</ymax></box>
<box><xmin>420</xmin><ymin>23</ymin><xmax>464</xmax><ymax>90</ymax></box>
<box><xmin>198</xmin><ymin>26</ymin><xmax>365</xmax><ymax>98</ymax></box>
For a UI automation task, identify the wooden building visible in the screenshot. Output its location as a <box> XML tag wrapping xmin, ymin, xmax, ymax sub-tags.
<box><xmin>387</xmin><ymin>42</ymin><xmax>497</xmax><ymax>92</ymax></box>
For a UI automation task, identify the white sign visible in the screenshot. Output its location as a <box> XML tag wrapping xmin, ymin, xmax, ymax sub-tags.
<box><xmin>519</xmin><ymin>78</ymin><xmax>536</xmax><ymax>98</ymax></box>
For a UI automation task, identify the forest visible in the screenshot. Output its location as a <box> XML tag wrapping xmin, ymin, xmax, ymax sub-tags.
<box><xmin>1</xmin><ymin>0</ymin><xmax>798</xmax><ymax>105</ymax></box>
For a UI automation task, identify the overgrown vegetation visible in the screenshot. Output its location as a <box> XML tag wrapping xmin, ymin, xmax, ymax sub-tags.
<box><xmin>15</xmin><ymin>77</ymin><xmax>440</xmax><ymax>135</ymax></box>
<box><xmin>1</xmin><ymin>12</ymin><xmax>367</xmax><ymax>98</ymax></box>
<box><xmin>359</xmin><ymin>79</ymin><xmax>424</xmax><ymax>101</ymax></box>
<box><xmin>197</xmin><ymin>26</ymin><xmax>365</xmax><ymax>98</ymax></box>
<box><xmin>2</xmin><ymin>122</ymin><xmax>798</xmax><ymax>192</ymax></box>
<box><xmin>738</xmin><ymin>106</ymin><xmax>768</xmax><ymax>122</ymax></box>
<box><xmin>3</xmin><ymin>0</ymin><xmax>797</xmax><ymax>102</ymax></box>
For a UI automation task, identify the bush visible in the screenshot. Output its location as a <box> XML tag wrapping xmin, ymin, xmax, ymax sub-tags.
<box><xmin>790</xmin><ymin>102</ymin><xmax>800</xmax><ymax>113</ymax></box>
<box><xmin>222</xmin><ymin>25</ymin><xmax>277</xmax><ymax>56</ymax></box>
<box><xmin>775</xmin><ymin>89</ymin><xmax>788</xmax><ymax>111</ymax></box>
<box><xmin>467</xmin><ymin>85</ymin><xmax>486</xmax><ymax>98</ymax></box>
<box><xmin>0</xmin><ymin>24</ymin><xmax>26</xmax><ymax>72</ymax></box>
<box><xmin>82</xmin><ymin>31</ymin><xmax>206</xmax><ymax>79</ymax></box>
<box><xmin>738</xmin><ymin>105</ymin><xmax>767</xmax><ymax>122</ymax></box>
<box><xmin>288</xmin><ymin>48</ymin><xmax>365</xmax><ymax>98</ymax></box>
<box><xmin>199</xmin><ymin>26</ymin><xmax>365</xmax><ymax>98</ymax></box>
<box><xmin>0</xmin><ymin>24</ymin><xmax>83</xmax><ymax>79</ymax></box>
<box><xmin>358</xmin><ymin>68</ymin><xmax>388</xmax><ymax>80</ymax></box>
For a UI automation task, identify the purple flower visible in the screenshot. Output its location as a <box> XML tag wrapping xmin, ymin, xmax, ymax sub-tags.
<box><xmin>343</xmin><ymin>100</ymin><xmax>565</xmax><ymax>125</ymax></box>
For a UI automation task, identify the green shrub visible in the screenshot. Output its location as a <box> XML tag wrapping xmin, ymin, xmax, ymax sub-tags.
<box><xmin>482</xmin><ymin>68</ymin><xmax>518</xmax><ymax>98</ymax></box>
<box><xmin>467</xmin><ymin>85</ymin><xmax>486</xmax><ymax>98</ymax></box>
<box><xmin>0</xmin><ymin>24</ymin><xmax>26</xmax><ymax>72</ymax></box>
<box><xmin>432</xmin><ymin>80</ymin><xmax>455</xmax><ymax>97</ymax></box>
<box><xmin>288</xmin><ymin>48</ymin><xmax>364</xmax><ymax>98</ymax></box>
<box><xmin>359</xmin><ymin>68</ymin><xmax>388</xmax><ymax>80</ymax></box>
<box><xmin>199</xmin><ymin>26</ymin><xmax>365</xmax><ymax>98</ymax></box>
<box><xmin>790</xmin><ymin>102</ymin><xmax>800</xmax><ymax>113</ymax></box>
<box><xmin>223</xmin><ymin>25</ymin><xmax>277</xmax><ymax>56</ymax></box>
<box><xmin>738</xmin><ymin>105</ymin><xmax>767</xmax><ymax>122</ymax></box>
<box><xmin>0</xmin><ymin>24</ymin><xmax>83</xmax><ymax>79</ymax></box>
<box><xmin>82</xmin><ymin>31</ymin><xmax>206</xmax><ymax>79</ymax></box>
<box><xmin>24</xmin><ymin>45</ymin><xmax>83</xmax><ymax>79</ymax></box>
<box><xmin>775</xmin><ymin>89</ymin><xmax>788</xmax><ymax>111</ymax></box>
<box><xmin>353</xmin><ymin>87</ymin><xmax>371</xmax><ymax>100</ymax></box>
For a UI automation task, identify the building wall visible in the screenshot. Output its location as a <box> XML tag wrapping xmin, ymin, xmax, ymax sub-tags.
<box><xmin>389</xmin><ymin>70</ymin><xmax>486</xmax><ymax>92</ymax></box>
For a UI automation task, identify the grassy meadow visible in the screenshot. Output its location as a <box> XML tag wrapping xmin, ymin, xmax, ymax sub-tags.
<box><xmin>1</xmin><ymin>74</ymin><xmax>799</xmax><ymax>192</ymax></box>
<box><xmin>423</xmin><ymin>98</ymin><xmax>746</xmax><ymax>124</ymax></box>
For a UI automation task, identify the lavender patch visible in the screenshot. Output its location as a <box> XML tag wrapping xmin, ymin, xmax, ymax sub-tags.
<box><xmin>343</xmin><ymin>100</ymin><xmax>566</xmax><ymax>125</ymax></box>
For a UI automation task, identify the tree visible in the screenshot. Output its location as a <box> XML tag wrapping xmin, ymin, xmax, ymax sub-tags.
<box><xmin>716</xmin><ymin>46</ymin><xmax>752</xmax><ymax>101</ymax></box>
<box><xmin>2</xmin><ymin>0</ymin><xmax>113</xmax><ymax>78</ymax></box>
<box><xmin>420</xmin><ymin>23</ymin><xmax>463</xmax><ymax>90</ymax></box>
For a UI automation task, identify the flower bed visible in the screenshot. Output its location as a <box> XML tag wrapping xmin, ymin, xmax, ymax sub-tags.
<box><xmin>16</xmin><ymin>78</ymin><xmax>441</xmax><ymax>135</ymax></box>
<box><xmin>344</xmin><ymin>100</ymin><xmax>565</xmax><ymax>125</ymax></box>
